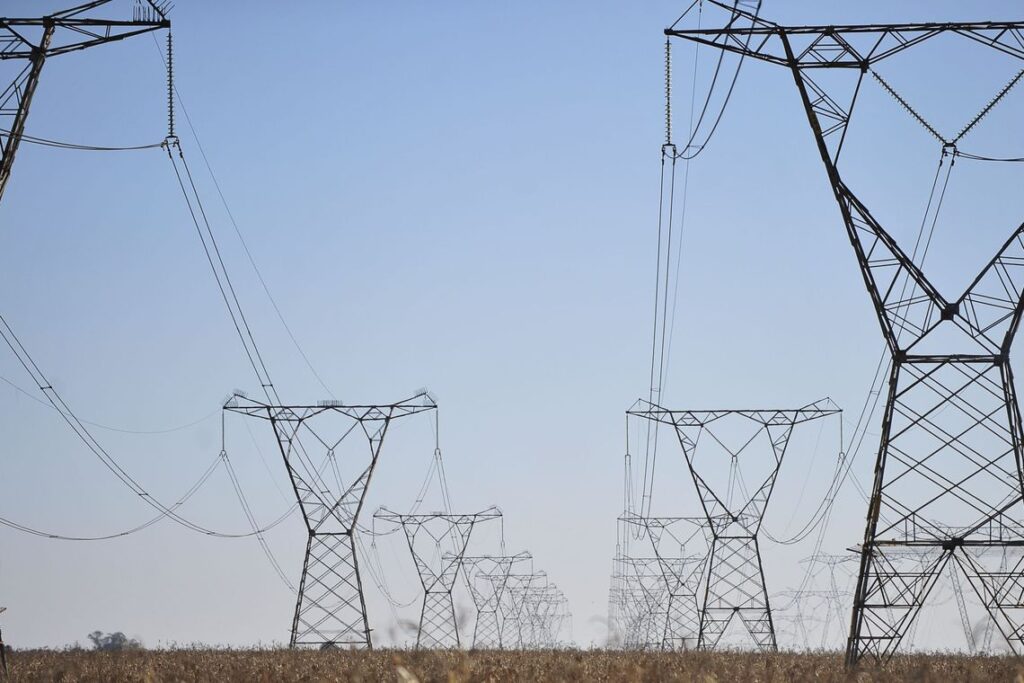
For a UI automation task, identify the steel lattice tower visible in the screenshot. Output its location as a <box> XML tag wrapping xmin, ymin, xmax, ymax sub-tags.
<box><xmin>664</xmin><ymin>3</ymin><xmax>1024</xmax><ymax>664</ymax></box>
<box><xmin>374</xmin><ymin>508</ymin><xmax>501</xmax><ymax>649</ymax></box>
<box><xmin>0</xmin><ymin>2</ymin><xmax>169</xmax><ymax>202</ymax></box>
<box><xmin>462</xmin><ymin>552</ymin><xmax>531</xmax><ymax>649</ymax></box>
<box><xmin>225</xmin><ymin>392</ymin><xmax>436</xmax><ymax>649</ymax></box>
<box><xmin>621</xmin><ymin>515</ymin><xmax>707</xmax><ymax>650</ymax></box>
<box><xmin>487</xmin><ymin>570</ymin><xmax>545</xmax><ymax>648</ymax></box>
<box><xmin>631</xmin><ymin>399</ymin><xmax>839</xmax><ymax>650</ymax></box>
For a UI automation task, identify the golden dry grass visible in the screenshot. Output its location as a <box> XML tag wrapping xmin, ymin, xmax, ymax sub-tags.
<box><xmin>5</xmin><ymin>648</ymin><xmax>1024</xmax><ymax>683</ymax></box>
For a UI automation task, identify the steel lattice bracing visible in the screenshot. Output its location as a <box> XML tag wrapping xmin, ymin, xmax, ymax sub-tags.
<box><xmin>620</xmin><ymin>514</ymin><xmax>707</xmax><ymax>650</ymax></box>
<box><xmin>507</xmin><ymin>582</ymin><xmax>571</xmax><ymax>648</ymax></box>
<box><xmin>462</xmin><ymin>552</ymin><xmax>531</xmax><ymax>649</ymax></box>
<box><xmin>374</xmin><ymin>508</ymin><xmax>501</xmax><ymax>649</ymax></box>
<box><xmin>630</xmin><ymin>399</ymin><xmax>839</xmax><ymax>651</ymax></box>
<box><xmin>225</xmin><ymin>392</ymin><xmax>436</xmax><ymax>649</ymax></box>
<box><xmin>0</xmin><ymin>1</ymin><xmax>169</xmax><ymax>203</ymax></box>
<box><xmin>665</xmin><ymin>3</ymin><xmax>1024</xmax><ymax>665</ymax></box>
<box><xmin>493</xmin><ymin>571</ymin><xmax>545</xmax><ymax>648</ymax></box>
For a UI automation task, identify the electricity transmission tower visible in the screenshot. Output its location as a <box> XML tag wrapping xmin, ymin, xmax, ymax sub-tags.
<box><xmin>621</xmin><ymin>514</ymin><xmax>707</xmax><ymax>650</ymax></box>
<box><xmin>462</xmin><ymin>552</ymin><xmax>531</xmax><ymax>649</ymax></box>
<box><xmin>0</xmin><ymin>1</ymin><xmax>169</xmax><ymax>203</ymax></box>
<box><xmin>224</xmin><ymin>392</ymin><xmax>437</xmax><ymax>649</ymax></box>
<box><xmin>373</xmin><ymin>507</ymin><xmax>501</xmax><ymax>649</ymax></box>
<box><xmin>630</xmin><ymin>398</ymin><xmax>840</xmax><ymax>651</ymax></box>
<box><xmin>511</xmin><ymin>582</ymin><xmax>570</xmax><ymax>648</ymax></box>
<box><xmin>664</xmin><ymin>2</ymin><xmax>1024</xmax><ymax>664</ymax></box>
<box><xmin>493</xmin><ymin>570</ymin><xmax>546</xmax><ymax>648</ymax></box>
<box><xmin>618</xmin><ymin>556</ymin><xmax>668</xmax><ymax>650</ymax></box>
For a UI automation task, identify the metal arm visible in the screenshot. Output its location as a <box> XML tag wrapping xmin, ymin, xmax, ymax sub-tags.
<box><xmin>0</xmin><ymin>1</ymin><xmax>169</xmax><ymax>203</ymax></box>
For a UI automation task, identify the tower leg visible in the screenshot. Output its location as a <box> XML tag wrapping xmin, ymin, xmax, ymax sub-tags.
<box><xmin>846</xmin><ymin>546</ymin><xmax>948</xmax><ymax>664</ymax></box>
<box><xmin>663</xmin><ymin>593</ymin><xmax>698</xmax><ymax>650</ymax></box>
<box><xmin>472</xmin><ymin>610</ymin><xmax>500</xmax><ymax>649</ymax></box>
<box><xmin>956</xmin><ymin>548</ymin><xmax>1024</xmax><ymax>653</ymax></box>
<box><xmin>700</xmin><ymin>536</ymin><xmax>776</xmax><ymax>651</ymax></box>
<box><xmin>291</xmin><ymin>533</ymin><xmax>370</xmax><ymax>649</ymax></box>
<box><xmin>417</xmin><ymin>591</ymin><xmax>459</xmax><ymax>649</ymax></box>
<box><xmin>0</xmin><ymin>25</ymin><xmax>53</xmax><ymax>205</ymax></box>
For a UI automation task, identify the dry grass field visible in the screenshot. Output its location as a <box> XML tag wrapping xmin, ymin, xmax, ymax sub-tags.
<box><xmin>4</xmin><ymin>649</ymin><xmax>1024</xmax><ymax>683</ymax></box>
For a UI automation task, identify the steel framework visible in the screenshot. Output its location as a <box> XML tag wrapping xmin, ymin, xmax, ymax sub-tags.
<box><xmin>509</xmin><ymin>582</ymin><xmax>570</xmax><ymax>648</ymax></box>
<box><xmin>664</xmin><ymin>2</ymin><xmax>1024</xmax><ymax>664</ymax></box>
<box><xmin>620</xmin><ymin>514</ymin><xmax>707</xmax><ymax>650</ymax></box>
<box><xmin>373</xmin><ymin>507</ymin><xmax>501</xmax><ymax>649</ymax></box>
<box><xmin>224</xmin><ymin>392</ymin><xmax>436</xmax><ymax>649</ymax></box>
<box><xmin>630</xmin><ymin>398</ymin><xmax>839</xmax><ymax>650</ymax></box>
<box><xmin>0</xmin><ymin>1</ymin><xmax>169</xmax><ymax>203</ymax></box>
<box><xmin>461</xmin><ymin>552</ymin><xmax>531</xmax><ymax>649</ymax></box>
<box><xmin>489</xmin><ymin>570</ymin><xmax>545</xmax><ymax>648</ymax></box>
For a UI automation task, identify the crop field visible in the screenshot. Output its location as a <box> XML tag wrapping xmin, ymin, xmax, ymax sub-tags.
<box><xmin>3</xmin><ymin>649</ymin><xmax>1023</xmax><ymax>683</ymax></box>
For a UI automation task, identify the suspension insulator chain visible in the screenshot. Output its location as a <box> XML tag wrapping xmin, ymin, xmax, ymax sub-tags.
<box><xmin>665</xmin><ymin>38</ymin><xmax>672</xmax><ymax>147</ymax></box>
<box><xmin>166</xmin><ymin>31</ymin><xmax>175</xmax><ymax>140</ymax></box>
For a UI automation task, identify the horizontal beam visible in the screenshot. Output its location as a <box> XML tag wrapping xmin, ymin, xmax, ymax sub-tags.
<box><xmin>665</xmin><ymin>18</ymin><xmax>1024</xmax><ymax>68</ymax></box>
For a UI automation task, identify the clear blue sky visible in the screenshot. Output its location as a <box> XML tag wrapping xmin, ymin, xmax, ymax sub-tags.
<box><xmin>0</xmin><ymin>0</ymin><xmax>1022</xmax><ymax>649</ymax></box>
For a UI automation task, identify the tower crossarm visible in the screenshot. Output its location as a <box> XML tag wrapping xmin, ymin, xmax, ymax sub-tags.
<box><xmin>225</xmin><ymin>392</ymin><xmax>437</xmax><ymax>534</ymax></box>
<box><xmin>0</xmin><ymin>2</ymin><xmax>169</xmax><ymax>60</ymax></box>
<box><xmin>665</xmin><ymin>4</ymin><xmax>1024</xmax><ymax>69</ymax></box>
<box><xmin>628</xmin><ymin>399</ymin><xmax>839</xmax><ymax>532</ymax></box>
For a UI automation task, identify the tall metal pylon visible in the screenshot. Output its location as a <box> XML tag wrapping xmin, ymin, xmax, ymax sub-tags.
<box><xmin>663</xmin><ymin>2</ymin><xmax>1024</xmax><ymax>664</ymax></box>
<box><xmin>0</xmin><ymin>1</ymin><xmax>169</xmax><ymax>204</ymax></box>
<box><xmin>630</xmin><ymin>398</ymin><xmax>840</xmax><ymax>650</ymax></box>
<box><xmin>510</xmin><ymin>582</ymin><xmax>570</xmax><ymax>648</ymax></box>
<box><xmin>224</xmin><ymin>392</ymin><xmax>437</xmax><ymax>649</ymax></box>
<box><xmin>618</xmin><ymin>556</ymin><xmax>669</xmax><ymax>650</ymax></box>
<box><xmin>462</xmin><ymin>552</ymin><xmax>531</xmax><ymax>649</ymax></box>
<box><xmin>490</xmin><ymin>570</ymin><xmax>545</xmax><ymax>648</ymax></box>
<box><xmin>621</xmin><ymin>514</ymin><xmax>707</xmax><ymax>650</ymax></box>
<box><xmin>373</xmin><ymin>507</ymin><xmax>502</xmax><ymax>649</ymax></box>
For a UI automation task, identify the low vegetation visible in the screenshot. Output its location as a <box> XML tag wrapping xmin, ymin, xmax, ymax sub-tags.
<box><xmin>4</xmin><ymin>649</ymin><xmax>1023</xmax><ymax>683</ymax></box>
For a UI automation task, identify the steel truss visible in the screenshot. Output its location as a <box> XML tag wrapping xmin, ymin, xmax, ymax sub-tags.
<box><xmin>508</xmin><ymin>582</ymin><xmax>570</xmax><ymax>648</ymax></box>
<box><xmin>620</xmin><ymin>514</ymin><xmax>707</xmax><ymax>650</ymax></box>
<box><xmin>665</xmin><ymin>2</ymin><xmax>1024</xmax><ymax>665</ymax></box>
<box><xmin>630</xmin><ymin>399</ymin><xmax>839</xmax><ymax>650</ymax></box>
<box><xmin>617</xmin><ymin>556</ymin><xmax>669</xmax><ymax>649</ymax></box>
<box><xmin>488</xmin><ymin>570</ymin><xmax>545</xmax><ymax>648</ymax></box>
<box><xmin>373</xmin><ymin>507</ymin><xmax>501</xmax><ymax>649</ymax></box>
<box><xmin>0</xmin><ymin>1</ymin><xmax>169</xmax><ymax>203</ymax></box>
<box><xmin>225</xmin><ymin>392</ymin><xmax>436</xmax><ymax>649</ymax></box>
<box><xmin>461</xmin><ymin>552</ymin><xmax>531</xmax><ymax>649</ymax></box>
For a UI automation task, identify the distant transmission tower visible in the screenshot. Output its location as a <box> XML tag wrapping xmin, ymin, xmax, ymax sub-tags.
<box><xmin>373</xmin><ymin>507</ymin><xmax>501</xmax><ymax>649</ymax></box>
<box><xmin>490</xmin><ymin>570</ymin><xmax>545</xmax><ymax>648</ymax></box>
<box><xmin>462</xmin><ymin>552</ymin><xmax>531</xmax><ymax>649</ymax></box>
<box><xmin>664</xmin><ymin>3</ymin><xmax>1024</xmax><ymax>664</ymax></box>
<box><xmin>0</xmin><ymin>1</ymin><xmax>169</xmax><ymax>203</ymax></box>
<box><xmin>630</xmin><ymin>398</ymin><xmax>840</xmax><ymax>650</ymax></box>
<box><xmin>621</xmin><ymin>515</ymin><xmax>707</xmax><ymax>650</ymax></box>
<box><xmin>225</xmin><ymin>392</ymin><xmax>436</xmax><ymax>649</ymax></box>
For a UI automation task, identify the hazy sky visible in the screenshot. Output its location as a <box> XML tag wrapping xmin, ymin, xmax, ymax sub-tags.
<box><xmin>1</xmin><ymin>0</ymin><xmax>1023</xmax><ymax>650</ymax></box>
